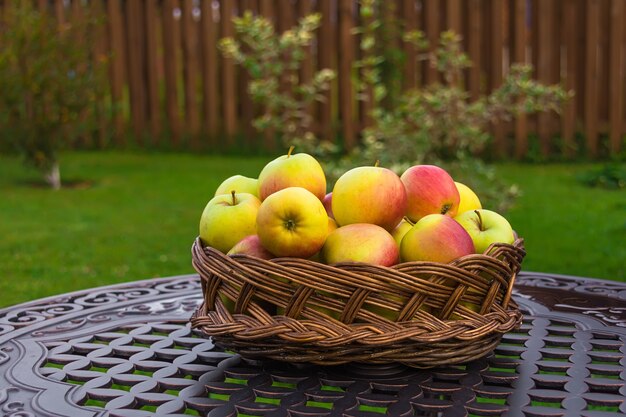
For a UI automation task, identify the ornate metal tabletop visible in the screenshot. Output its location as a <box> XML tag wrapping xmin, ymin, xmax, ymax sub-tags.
<box><xmin>1</xmin><ymin>272</ymin><xmax>625</xmax><ymax>417</ymax></box>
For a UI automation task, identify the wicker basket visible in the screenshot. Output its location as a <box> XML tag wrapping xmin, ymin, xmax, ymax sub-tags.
<box><xmin>190</xmin><ymin>236</ymin><xmax>525</xmax><ymax>367</ymax></box>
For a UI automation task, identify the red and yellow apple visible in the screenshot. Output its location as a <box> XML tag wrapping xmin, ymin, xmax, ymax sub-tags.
<box><xmin>199</xmin><ymin>192</ymin><xmax>261</xmax><ymax>253</ymax></box>
<box><xmin>401</xmin><ymin>165</ymin><xmax>460</xmax><ymax>222</ymax></box>
<box><xmin>400</xmin><ymin>214</ymin><xmax>475</xmax><ymax>263</ymax></box>
<box><xmin>215</xmin><ymin>175</ymin><xmax>259</xmax><ymax>199</ymax></box>
<box><xmin>227</xmin><ymin>235</ymin><xmax>275</xmax><ymax>260</ymax></box>
<box><xmin>257</xmin><ymin>146</ymin><xmax>326</xmax><ymax>201</ymax></box>
<box><xmin>320</xmin><ymin>223</ymin><xmax>399</xmax><ymax>267</ymax></box>
<box><xmin>256</xmin><ymin>187</ymin><xmax>329</xmax><ymax>258</ymax></box>
<box><xmin>332</xmin><ymin>165</ymin><xmax>407</xmax><ymax>231</ymax></box>
<box><xmin>455</xmin><ymin>181</ymin><xmax>482</xmax><ymax>214</ymax></box>
<box><xmin>454</xmin><ymin>209</ymin><xmax>515</xmax><ymax>253</ymax></box>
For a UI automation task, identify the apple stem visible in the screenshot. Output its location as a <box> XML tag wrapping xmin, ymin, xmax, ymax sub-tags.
<box><xmin>231</xmin><ymin>190</ymin><xmax>237</xmax><ymax>206</ymax></box>
<box><xmin>403</xmin><ymin>216</ymin><xmax>415</xmax><ymax>226</ymax></box>
<box><xmin>374</xmin><ymin>160</ymin><xmax>380</xmax><ymax>167</ymax></box>
<box><xmin>287</xmin><ymin>145</ymin><xmax>295</xmax><ymax>158</ymax></box>
<box><xmin>475</xmin><ymin>209</ymin><xmax>484</xmax><ymax>231</ymax></box>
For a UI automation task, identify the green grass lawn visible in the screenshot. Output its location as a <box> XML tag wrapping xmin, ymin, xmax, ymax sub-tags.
<box><xmin>0</xmin><ymin>151</ymin><xmax>624</xmax><ymax>308</ymax></box>
<box><xmin>496</xmin><ymin>163</ymin><xmax>625</xmax><ymax>281</ymax></box>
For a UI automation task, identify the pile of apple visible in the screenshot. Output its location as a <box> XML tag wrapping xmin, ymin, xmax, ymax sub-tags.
<box><xmin>199</xmin><ymin>147</ymin><xmax>515</xmax><ymax>270</ymax></box>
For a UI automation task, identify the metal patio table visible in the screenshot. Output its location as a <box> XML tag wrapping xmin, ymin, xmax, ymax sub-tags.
<box><xmin>1</xmin><ymin>272</ymin><xmax>625</xmax><ymax>417</ymax></box>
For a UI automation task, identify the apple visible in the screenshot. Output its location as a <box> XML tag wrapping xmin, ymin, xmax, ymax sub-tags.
<box><xmin>400</xmin><ymin>214</ymin><xmax>475</xmax><ymax>263</ymax></box>
<box><xmin>227</xmin><ymin>235</ymin><xmax>275</xmax><ymax>260</ymax></box>
<box><xmin>455</xmin><ymin>181</ymin><xmax>482</xmax><ymax>214</ymax></box>
<box><xmin>401</xmin><ymin>165</ymin><xmax>460</xmax><ymax>222</ymax></box>
<box><xmin>215</xmin><ymin>175</ymin><xmax>259</xmax><ymax>199</ymax></box>
<box><xmin>199</xmin><ymin>191</ymin><xmax>261</xmax><ymax>253</ymax></box>
<box><xmin>258</xmin><ymin>146</ymin><xmax>327</xmax><ymax>201</ymax></box>
<box><xmin>322</xmin><ymin>192</ymin><xmax>334</xmax><ymax>219</ymax></box>
<box><xmin>327</xmin><ymin>217</ymin><xmax>338</xmax><ymax>233</ymax></box>
<box><xmin>391</xmin><ymin>219</ymin><xmax>413</xmax><ymax>248</ymax></box>
<box><xmin>454</xmin><ymin>209</ymin><xmax>515</xmax><ymax>253</ymax></box>
<box><xmin>321</xmin><ymin>223</ymin><xmax>399</xmax><ymax>267</ymax></box>
<box><xmin>222</xmin><ymin>235</ymin><xmax>278</xmax><ymax>313</ymax></box>
<box><xmin>256</xmin><ymin>187</ymin><xmax>329</xmax><ymax>258</ymax></box>
<box><xmin>332</xmin><ymin>165</ymin><xmax>407</xmax><ymax>231</ymax></box>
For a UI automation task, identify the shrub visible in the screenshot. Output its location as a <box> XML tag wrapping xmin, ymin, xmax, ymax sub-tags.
<box><xmin>330</xmin><ymin>29</ymin><xmax>570</xmax><ymax>211</ymax></box>
<box><xmin>219</xmin><ymin>12</ymin><xmax>335</xmax><ymax>152</ymax></box>
<box><xmin>222</xmin><ymin>6</ymin><xmax>570</xmax><ymax>211</ymax></box>
<box><xmin>0</xmin><ymin>2</ymin><xmax>107</xmax><ymax>189</ymax></box>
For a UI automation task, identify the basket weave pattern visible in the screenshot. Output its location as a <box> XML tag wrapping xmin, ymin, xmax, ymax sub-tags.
<box><xmin>191</xmin><ymin>237</ymin><xmax>525</xmax><ymax>367</ymax></box>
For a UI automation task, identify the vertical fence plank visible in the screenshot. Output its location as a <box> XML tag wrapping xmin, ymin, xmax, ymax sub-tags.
<box><xmin>145</xmin><ymin>0</ymin><xmax>161</xmax><ymax>143</ymax></box>
<box><xmin>54</xmin><ymin>0</ymin><xmax>64</xmax><ymax>25</ymax></box>
<box><xmin>298</xmin><ymin>0</ymin><xmax>314</xmax><ymax>88</ymax></box>
<box><xmin>536</xmin><ymin>0</ymin><xmax>555</xmax><ymax>157</ymax></box>
<box><xmin>259</xmin><ymin>0</ymin><xmax>275</xmax><ymax>23</ymax></box>
<box><xmin>277</xmin><ymin>0</ymin><xmax>294</xmax><ymax>31</ymax></box>
<box><xmin>162</xmin><ymin>0</ymin><xmax>181</xmax><ymax>145</ymax></box>
<box><xmin>358</xmin><ymin>0</ymin><xmax>374</xmax><ymax>130</ymax></box>
<box><xmin>181</xmin><ymin>0</ymin><xmax>200</xmax><ymax>146</ymax></box>
<box><xmin>575</xmin><ymin>0</ymin><xmax>586</xmax><ymax>131</ymax></box>
<box><xmin>277</xmin><ymin>0</ymin><xmax>295</xmax><ymax>139</ymax></box>
<box><xmin>125</xmin><ymin>0</ymin><xmax>146</xmax><ymax>143</ymax></box>
<box><xmin>259</xmin><ymin>0</ymin><xmax>277</xmax><ymax>150</ymax></box>
<box><xmin>597</xmin><ymin>1</ymin><xmax>610</xmax><ymax>133</ymax></box>
<box><xmin>318</xmin><ymin>0</ymin><xmax>334</xmax><ymax>144</ymax></box>
<box><xmin>423</xmin><ymin>0</ymin><xmax>440</xmax><ymax>84</ymax></box>
<box><xmin>338</xmin><ymin>0</ymin><xmax>355</xmax><ymax>150</ymax></box>
<box><xmin>513</xmin><ymin>0</ymin><xmax>528</xmax><ymax>159</ymax></box>
<box><xmin>91</xmin><ymin>0</ymin><xmax>108</xmax><ymax>148</ymax></box>
<box><xmin>200</xmin><ymin>0</ymin><xmax>219</xmax><ymax>140</ymax></box>
<box><xmin>403</xmin><ymin>0</ymin><xmax>418</xmax><ymax>90</ymax></box>
<box><xmin>446</xmin><ymin>0</ymin><xmax>462</xmax><ymax>33</ymax></box>
<box><xmin>238</xmin><ymin>0</ymin><xmax>256</xmax><ymax>149</ymax></box>
<box><xmin>468</xmin><ymin>0</ymin><xmax>481</xmax><ymax>100</ymax></box>
<box><xmin>585</xmin><ymin>0</ymin><xmax>600</xmax><ymax>157</ymax></box>
<box><xmin>298</xmin><ymin>0</ymin><xmax>316</xmax><ymax>134</ymax></box>
<box><xmin>106</xmin><ymin>0</ymin><xmax>126</xmax><ymax>144</ymax></box>
<box><xmin>221</xmin><ymin>0</ymin><xmax>237</xmax><ymax>142</ymax></box>
<box><xmin>446</xmin><ymin>0</ymin><xmax>463</xmax><ymax>87</ymax></box>
<box><xmin>609</xmin><ymin>0</ymin><xmax>624</xmax><ymax>155</ymax></box>
<box><xmin>490</xmin><ymin>0</ymin><xmax>505</xmax><ymax>157</ymax></box>
<box><xmin>561</xmin><ymin>0</ymin><xmax>577</xmax><ymax>158</ymax></box>
<box><xmin>445</xmin><ymin>0</ymin><xmax>463</xmax><ymax>88</ymax></box>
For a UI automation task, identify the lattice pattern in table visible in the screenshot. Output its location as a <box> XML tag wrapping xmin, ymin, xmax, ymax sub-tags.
<box><xmin>38</xmin><ymin>315</ymin><xmax>626</xmax><ymax>416</ymax></box>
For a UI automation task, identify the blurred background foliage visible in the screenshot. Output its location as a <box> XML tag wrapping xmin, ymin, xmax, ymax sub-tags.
<box><xmin>0</xmin><ymin>0</ymin><xmax>623</xmax><ymax>307</ymax></box>
<box><xmin>0</xmin><ymin>1</ymin><xmax>108</xmax><ymax>189</ymax></box>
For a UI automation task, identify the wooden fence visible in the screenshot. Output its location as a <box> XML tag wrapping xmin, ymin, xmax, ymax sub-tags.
<box><xmin>4</xmin><ymin>0</ymin><xmax>626</xmax><ymax>158</ymax></box>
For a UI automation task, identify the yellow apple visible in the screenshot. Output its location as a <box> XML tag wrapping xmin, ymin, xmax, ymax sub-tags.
<box><xmin>215</xmin><ymin>175</ymin><xmax>259</xmax><ymax>199</ymax></box>
<box><xmin>454</xmin><ymin>181</ymin><xmax>482</xmax><ymax>214</ymax></box>
<box><xmin>258</xmin><ymin>146</ymin><xmax>326</xmax><ymax>201</ymax></box>
<box><xmin>199</xmin><ymin>192</ymin><xmax>261</xmax><ymax>253</ymax></box>
<box><xmin>327</xmin><ymin>217</ymin><xmax>338</xmax><ymax>233</ymax></box>
<box><xmin>256</xmin><ymin>187</ymin><xmax>328</xmax><ymax>258</ymax></box>
<box><xmin>391</xmin><ymin>219</ymin><xmax>413</xmax><ymax>248</ymax></box>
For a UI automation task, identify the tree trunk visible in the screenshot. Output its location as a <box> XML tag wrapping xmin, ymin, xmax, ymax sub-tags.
<box><xmin>44</xmin><ymin>161</ymin><xmax>61</xmax><ymax>190</ymax></box>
